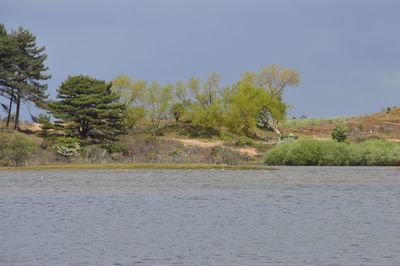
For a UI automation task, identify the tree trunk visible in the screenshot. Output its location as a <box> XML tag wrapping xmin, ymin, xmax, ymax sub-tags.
<box><xmin>272</xmin><ymin>125</ymin><xmax>281</xmax><ymax>135</ymax></box>
<box><xmin>6</xmin><ymin>92</ymin><xmax>13</xmax><ymax>128</ymax></box>
<box><xmin>271</xmin><ymin>118</ymin><xmax>281</xmax><ymax>135</ymax></box>
<box><xmin>14</xmin><ymin>94</ymin><xmax>20</xmax><ymax>130</ymax></box>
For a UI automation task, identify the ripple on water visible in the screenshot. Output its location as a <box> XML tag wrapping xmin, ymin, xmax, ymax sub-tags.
<box><xmin>0</xmin><ymin>167</ymin><xmax>400</xmax><ymax>265</ymax></box>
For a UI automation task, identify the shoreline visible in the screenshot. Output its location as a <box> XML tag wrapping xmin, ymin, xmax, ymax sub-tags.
<box><xmin>0</xmin><ymin>163</ymin><xmax>274</xmax><ymax>171</ymax></box>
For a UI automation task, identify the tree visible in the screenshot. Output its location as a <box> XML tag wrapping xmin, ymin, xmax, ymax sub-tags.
<box><xmin>189</xmin><ymin>73</ymin><xmax>221</xmax><ymax>107</ymax></box>
<box><xmin>186</xmin><ymin>73</ymin><xmax>226</xmax><ymax>134</ymax></box>
<box><xmin>111</xmin><ymin>74</ymin><xmax>145</xmax><ymax>106</ymax></box>
<box><xmin>144</xmin><ymin>81</ymin><xmax>173</xmax><ymax>135</ymax></box>
<box><xmin>49</xmin><ymin>75</ymin><xmax>126</xmax><ymax>143</ymax></box>
<box><xmin>256</xmin><ymin>101</ymin><xmax>287</xmax><ymax>134</ymax></box>
<box><xmin>175</xmin><ymin>80</ymin><xmax>188</xmax><ymax>102</ymax></box>
<box><xmin>243</xmin><ymin>64</ymin><xmax>300</xmax><ymax>100</ymax></box>
<box><xmin>241</xmin><ymin>65</ymin><xmax>299</xmax><ymax>134</ymax></box>
<box><xmin>170</xmin><ymin>103</ymin><xmax>185</xmax><ymax>123</ymax></box>
<box><xmin>123</xmin><ymin>107</ymin><xmax>146</xmax><ymax>133</ymax></box>
<box><xmin>111</xmin><ymin>75</ymin><xmax>146</xmax><ymax>133</ymax></box>
<box><xmin>0</xmin><ymin>26</ymin><xmax>50</xmax><ymax>129</ymax></box>
<box><xmin>226</xmin><ymin>83</ymin><xmax>270</xmax><ymax>135</ymax></box>
<box><xmin>0</xmin><ymin>24</ymin><xmax>17</xmax><ymax>127</ymax></box>
<box><xmin>191</xmin><ymin>100</ymin><xmax>225</xmax><ymax>134</ymax></box>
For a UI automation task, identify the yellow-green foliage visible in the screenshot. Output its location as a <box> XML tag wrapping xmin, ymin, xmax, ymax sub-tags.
<box><xmin>241</xmin><ymin>64</ymin><xmax>300</xmax><ymax>99</ymax></box>
<box><xmin>110</xmin><ymin>65</ymin><xmax>299</xmax><ymax>137</ymax></box>
<box><xmin>265</xmin><ymin>139</ymin><xmax>400</xmax><ymax>166</ymax></box>
<box><xmin>191</xmin><ymin>101</ymin><xmax>225</xmax><ymax>132</ymax></box>
<box><xmin>124</xmin><ymin>107</ymin><xmax>146</xmax><ymax>131</ymax></box>
<box><xmin>226</xmin><ymin>83</ymin><xmax>268</xmax><ymax>134</ymax></box>
<box><xmin>146</xmin><ymin>81</ymin><xmax>173</xmax><ymax>134</ymax></box>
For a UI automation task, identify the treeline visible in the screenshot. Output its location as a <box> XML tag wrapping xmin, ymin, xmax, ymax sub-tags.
<box><xmin>109</xmin><ymin>66</ymin><xmax>299</xmax><ymax>138</ymax></box>
<box><xmin>42</xmin><ymin>65</ymin><xmax>299</xmax><ymax>144</ymax></box>
<box><xmin>1</xmin><ymin>24</ymin><xmax>300</xmax><ymax>144</ymax></box>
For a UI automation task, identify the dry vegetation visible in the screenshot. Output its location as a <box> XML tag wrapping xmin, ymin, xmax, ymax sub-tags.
<box><xmin>281</xmin><ymin>107</ymin><xmax>400</xmax><ymax>141</ymax></box>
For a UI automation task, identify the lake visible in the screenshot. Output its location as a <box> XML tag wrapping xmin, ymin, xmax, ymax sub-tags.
<box><xmin>1</xmin><ymin>167</ymin><xmax>400</xmax><ymax>265</ymax></box>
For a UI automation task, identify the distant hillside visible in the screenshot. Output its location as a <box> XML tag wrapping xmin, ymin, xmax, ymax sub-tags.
<box><xmin>281</xmin><ymin>107</ymin><xmax>400</xmax><ymax>141</ymax></box>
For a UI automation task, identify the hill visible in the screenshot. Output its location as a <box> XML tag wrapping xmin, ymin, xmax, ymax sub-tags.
<box><xmin>280</xmin><ymin>107</ymin><xmax>400</xmax><ymax>142</ymax></box>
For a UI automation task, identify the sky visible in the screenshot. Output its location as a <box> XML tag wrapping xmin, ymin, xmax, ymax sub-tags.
<box><xmin>1</xmin><ymin>0</ymin><xmax>400</xmax><ymax>119</ymax></box>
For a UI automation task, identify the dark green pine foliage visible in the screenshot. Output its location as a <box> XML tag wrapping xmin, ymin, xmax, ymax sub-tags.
<box><xmin>10</xmin><ymin>27</ymin><xmax>50</xmax><ymax>129</ymax></box>
<box><xmin>0</xmin><ymin>25</ymin><xmax>50</xmax><ymax>129</ymax></box>
<box><xmin>0</xmin><ymin>24</ymin><xmax>17</xmax><ymax>121</ymax></box>
<box><xmin>50</xmin><ymin>75</ymin><xmax>126</xmax><ymax>143</ymax></box>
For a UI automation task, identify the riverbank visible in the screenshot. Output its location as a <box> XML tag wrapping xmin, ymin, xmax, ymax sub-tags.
<box><xmin>0</xmin><ymin>162</ymin><xmax>273</xmax><ymax>171</ymax></box>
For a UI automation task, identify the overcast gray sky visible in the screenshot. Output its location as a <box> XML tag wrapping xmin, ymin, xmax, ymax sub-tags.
<box><xmin>1</xmin><ymin>0</ymin><xmax>399</xmax><ymax>118</ymax></box>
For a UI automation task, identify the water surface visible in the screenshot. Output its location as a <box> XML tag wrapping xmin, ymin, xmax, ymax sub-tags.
<box><xmin>1</xmin><ymin>167</ymin><xmax>400</xmax><ymax>265</ymax></box>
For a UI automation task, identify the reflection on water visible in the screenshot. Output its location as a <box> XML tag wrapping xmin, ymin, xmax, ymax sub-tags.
<box><xmin>1</xmin><ymin>167</ymin><xmax>400</xmax><ymax>265</ymax></box>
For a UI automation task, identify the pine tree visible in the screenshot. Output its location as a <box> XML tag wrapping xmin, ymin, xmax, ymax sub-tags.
<box><xmin>10</xmin><ymin>27</ymin><xmax>50</xmax><ymax>129</ymax></box>
<box><xmin>0</xmin><ymin>25</ymin><xmax>50</xmax><ymax>129</ymax></box>
<box><xmin>49</xmin><ymin>75</ymin><xmax>126</xmax><ymax>143</ymax></box>
<box><xmin>0</xmin><ymin>24</ymin><xmax>17</xmax><ymax>125</ymax></box>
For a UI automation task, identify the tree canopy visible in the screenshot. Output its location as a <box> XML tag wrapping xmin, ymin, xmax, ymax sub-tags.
<box><xmin>49</xmin><ymin>75</ymin><xmax>126</xmax><ymax>143</ymax></box>
<box><xmin>0</xmin><ymin>25</ymin><xmax>50</xmax><ymax>129</ymax></box>
<box><xmin>109</xmin><ymin>66</ymin><xmax>300</xmax><ymax>137</ymax></box>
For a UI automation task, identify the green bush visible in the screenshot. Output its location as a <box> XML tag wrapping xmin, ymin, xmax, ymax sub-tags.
<box><xmin>352</xmin><ymin>140</ymin><xmax>400</xmax><ymax>166</ymax></box>
<box><xmin>101</xmin><ymin>143</ymin><xmax>127</xmax><ymax>153</ymax></box>
<box><xmin>331</xmin><ymin>124</ymin><xmax>348</xmax><ymax>142</ymax></box>
<box><xmin>233</xmin><ymin>136</ymin><xmax>254</xmax><ymax>147</ymax></box>
<box><xmin>0</xmin><ymin>133</ymin><xmax>9</xmax><ymax>160</ymax></box>
<box><xmin>1</xmin><ymin>133</ymin><xmax>37</xmax><ymax>166</ymax></box>
<box><xmin>54</xmin><ymin>137</ymin><xmax>81</xmax><ymax>158</ymax></box>
<box><xmin>265</xmin><ymin>139</ymin><xmax>400</xmax><ymax>166</ymax></box>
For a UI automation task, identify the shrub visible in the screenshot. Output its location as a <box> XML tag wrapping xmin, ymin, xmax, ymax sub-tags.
<box><xmin>352</xmin><ymin>140</ymin><xmax>400</xmax><ymax>166</ymax></box>
<box><xmin>81</xmin><ymin>145</ymin><xmax>110</xmax><ymax>163</ymax></box>
<box><xmin>279</xmin><ymin>133</ymin><xmax>298</xmax><ymax>143</ymax></box>
<box><xmin>169</xmin><ymin>148</ymin><xmax>185</xmax><ymax>157</ymax></box>
<box><xmin>265</xmin><ymin>139</ymin><xmax>400</xmax><ymax>166</ymax></box>
<box><xmin>233</xmin><ymin>136</ymin><xmax>254</xmax><ymax>147</ymax></box>
<box><xmin>0</xmin><ymin>132</ymin><xmax>9</xmax><ymax>160</ymax></box>
<box><xmin>101</xmin><ymin>143</ymin><xmax>127</xmax><ymax>153</ymax></box>
<box><xmin>54</xmin><ymin>137</ymin><xmax>81</xmax><ymax>158</ymax></box>
<box><xmin>331</xmin><ymin>124</ymin><xmax>348</xmax><ymax>142</ymax></box>
<box><xmin>6</xmin><ymin>134</ymin><xmax>37</xmax><ymax>166</ymax></box>
<box><xmin>210</xmin><ymin>146</ymin><xmax>250</xmax><ymax>165</ymax></box>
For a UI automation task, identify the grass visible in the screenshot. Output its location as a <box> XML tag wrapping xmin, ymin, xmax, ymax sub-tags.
<box><xmin>280</xmin><ymin>117</ymin><xmax>348</xmax><ymax>129</ymax></box>
<box><xmin>0</xmin><ymin>162</ymin><xmax>274</xmax><ymax>171</ymax></box>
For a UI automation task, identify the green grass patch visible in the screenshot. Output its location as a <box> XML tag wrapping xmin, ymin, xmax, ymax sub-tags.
<box><xmin>0</xmin><ymin>162</ymin><xmax>273</xmax><ymax>171</ymax></box>
<box><xmin>280</xmin><ymin>117</ymin><xmax>348</xmax><ymax>129</ymax></box>
<box><xmin>265</xmin><ymin>139</ymin><xmax>400</xmax><ymax>166</ymax></box>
